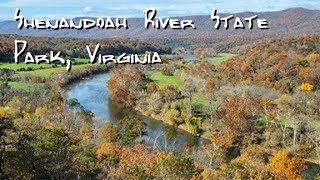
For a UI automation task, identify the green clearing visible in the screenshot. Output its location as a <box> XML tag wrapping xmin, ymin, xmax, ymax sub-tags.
<box><xmin>206</xmin><ymin>53</ymin><xmax>236</xmax><ymax>65</ymax></box>
<box><xmin>7</xmin><ymin>82</ymin><xmax>31</xmax><ymax>91</ymax></box>
<box><xmin>0</xmin><ymin>63</ymin><xmax>54</xmax><ymax>71</ymax></box>
<box><xmin>74</xmin><ymin>58</ymin><xmax>90</xmax><ymax>64</ymax></box>
<box><xmin>0</xmin><ymin>58</ymin><xmax>91</xmax><ymax>72</ymax></box>
<box><xmin>144</xmin><ymin>71</ymin><xmax>184</xmax><ymax>88</ymax></box>
<box><xmin>2</xmin><ymin>81</ymin><xmax>44</xmax><ymax>91</ymax></box>
<box><xmin>1</xmin><ymin>60</ymin><xmax>93</xmax><ymax>92</ymax></box>
<box><xmin>18</xmin><ymin>64</ymin><xmax>91</xmax><ymax>78</ymax></box>
<box><xmin>144</xmin><ymin>71</ymin><xmax>209</xmax><ymax>106</ymax></box>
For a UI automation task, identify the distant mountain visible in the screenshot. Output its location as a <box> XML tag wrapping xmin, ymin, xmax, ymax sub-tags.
<box><xmin>1</xmin><ymin>8</ymin><xmax>320</xmax><ymax>50</ymax></box>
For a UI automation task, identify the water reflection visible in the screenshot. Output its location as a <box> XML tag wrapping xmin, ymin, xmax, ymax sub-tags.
<box><xmin>67</xmin><ymin>73</ymin><xmax>209</xmax><ymax>151</ymax></box>
<box><xmin>183</xmin><ymin>54</ymin><xmax>197</xmax><ymax>61</ymax></box>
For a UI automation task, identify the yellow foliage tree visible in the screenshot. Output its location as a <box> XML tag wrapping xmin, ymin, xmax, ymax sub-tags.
<box><xmin>240</xmin><ymin>80</ymin><xmax>247</xmax><ymax>85</ymax></box>
<box><xmin>305</xmin><ymin>52</ymin><xmax>319</xmax><ymax>62</ymax></box>
<box><xmin>96</xmin><ymin>142</ymin><xmax>121</xmax><ymax>160</ymax></box>
<box><xmin>299</xmin><ymin>83</ymin><xmax>314</xmax><ymax>91</ymax></box>
<box><xmin>79</xmin><ymin>124</ymin><xmax>91</xmax><ymax>140</ymax></box>
<box><xmin>0</xmin><ymin>107</ymin><xmax>6</xmax><ymax>118</ymax></box>
<box><xmin>268</xmin><ymin>150</ymin><xmax>306</xmax><ymax>180</ymax></box>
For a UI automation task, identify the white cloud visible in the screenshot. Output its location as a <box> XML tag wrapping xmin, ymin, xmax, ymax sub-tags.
<box><xmin>0</xmin><ymin>0</ymin><xmax>91</xmax><ymax>7</ymax></box>
<box><xmin>0</xmin><ymin>15</ymin><xmax>11</xmax><ymax>20</ymax></box>
<box><xmin>0</xmin><ymin>0</ymin><xmax>320</xmax><ymax>20</ymax></box>
<box><xmin>167</xmin><ymin>10</ymin><xmax>189</xmax><ymax>15</ymax></box>
<box><xmin>83</xmin><ymin>6</ymin><xmax>93</xmax><ymax>14</ymax></box>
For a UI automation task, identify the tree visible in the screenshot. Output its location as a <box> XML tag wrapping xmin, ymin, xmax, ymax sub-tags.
<box><xmin>146</xmin><ymin>82</ymin><xmax>158</xmax><ymax>93</ymax></box>
<box><xmin>299</xmin><ymin>83</ymin><xmax>314</xmax><ymax>91</ymax></box>
<box><xmin>9</xmin><ymin>127</ymin><xmax>78</xmax><ymax>179</ymax></box>
<box><xmin>158</xmin><ymin>85</ymin><xmax>180</xmax><ymax>104</ymax></box>
<box><xmin>67</xmin><ymin>98</ymin><xmax>81</xmax><ymax>109</ymax></box>
<box><xmin>215</xmin><ymin>96</ymin><xmax>262</xmax><ymax>133</ymax></box>
<box><xmin>108</xmin><ymin>66</ymin><xmax>143</xmax><ymax>107</ymax></box>
<box><xmin>98</xmin><ymin>116</ymin><xmax>146</xmax><ymax>147</ymax></box>
<box><xmin>275</xmin><ymin>94</ymin><xmax>313</xmax><ymax>148</ymax></box>
<box><xmin>204</xmin><ymin>76</ymin><xmax>221</xmax><ymax>121</ymax></box>
<box><xmin>228</xmin><ymin>145</ymin><xmax>272</xmax><ymax>179</ymax></box>
<box><xmin>184</xmin><ymin>116</ymin><xmax>203</xmax><ymax>135</ymax></box>
<box><xmin>70</xmin><ymin>142</ymin><xmax>100</xmax><ymax>179</ymax></box>
<box><xmin>116</xmin><ymin>116</ymin><xmax>145</xmax><ymax>146</ymax></box>
<box><xmin>95</xmin><ymin>142</ymin><xmax>121</xmax><ymax>172</ymax></box>
<box><xmin>181</xmin><ymin>80</ymin><xmax>196</xmax><ymax>116</ymax></box>
<box><xmin>78</xmin><ymin>110</ymin><xmax>94</xmax><ymax>140</ymax></box>
<box><xmin>268</xmin><ymin>150</ymin><xmax>306</xmax><ymax>180</ymax></box>
<box><xmin>99</xmin><ymin>123</ymin><xmax>118</xmax><ymax>144</ymax></box>
<box><xmin>155</xmin><ymin>155</ymin><xmax>195</xmax><ymax>180</ymax></box>
<box><xmin>0</xmin><ymin>115</ymin><xmax>14</xmax><ymax>179</ymax></box>
<box><xmin>306</xmin><ymin>125</ymin><xmax>320</xmax><ymax>165</ymax></box>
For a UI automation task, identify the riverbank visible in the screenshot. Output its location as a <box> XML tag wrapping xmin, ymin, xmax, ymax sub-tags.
<box><xmin>133</xmin><ymin>106</ymin><xmax>211</xmax><ymax>139</ymax></box>
<box><xmin>53</xmin><ymin>64</ymin><xmax>111</xmax><ymax>87</ymax></box>
<box><xmin>53</xmin><ymin>62</ymin><xmax>209</xmax><ymax>143</ymax></box>
<box><xmin>65</xmin><ymin>71</ymin><xmax>210</xmax><ymax>151</ymax></box>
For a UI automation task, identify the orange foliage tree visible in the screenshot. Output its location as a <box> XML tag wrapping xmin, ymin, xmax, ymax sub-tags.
<box><xmin>268</xmin><ymin>150</ymin><xmax>306</xmax><ymax>180</ymax></box>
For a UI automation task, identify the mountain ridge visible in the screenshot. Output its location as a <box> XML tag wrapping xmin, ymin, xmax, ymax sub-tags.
<box><xmin>1</xmin><ymin>8</ymin><xmax>319</xmax><ymax>50</ymax></box>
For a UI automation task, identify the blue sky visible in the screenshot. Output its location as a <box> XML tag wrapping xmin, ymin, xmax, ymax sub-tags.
<box><xmin>0</xmin><ymin>0</ymin><xmax>320</xmax><ymax>20</ymax></box>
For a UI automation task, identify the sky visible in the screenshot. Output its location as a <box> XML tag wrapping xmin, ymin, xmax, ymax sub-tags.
<box><xmin>0</xmin><ymin>0</ymin><xmax>320</xmax><ymax>20</ymax></box>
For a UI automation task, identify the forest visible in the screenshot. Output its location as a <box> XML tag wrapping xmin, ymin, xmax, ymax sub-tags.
<box><xmin>107</xmin><ymin>36</ymin><xmax>320</xmax><ymax>179</ymax></box>
<box><xmin>0</xmin><ymin>34</ymin><xmax>171</xmax><ymax>63</ymax></box>
<box><xmin>0</xmin><ymin>34</ymin><xmax>320</xmax><ymax>179</ymax></box>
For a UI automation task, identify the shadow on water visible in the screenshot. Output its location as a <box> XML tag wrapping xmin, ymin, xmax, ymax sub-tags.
<box><xmin>66</xmin><ymin>73</ymin><xmax>210</xmax><ymax>152</ymax></box>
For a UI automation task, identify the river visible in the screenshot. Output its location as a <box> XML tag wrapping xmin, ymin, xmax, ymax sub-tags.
<box><xmin>66</xmin><ymin>72</ymin><xmax>209</xmax><ymax>152</ymax></box>
<box><xmin>65</xmin><ymin>68</ymin><xmax>320</xmax><ymax>177</ymax></box>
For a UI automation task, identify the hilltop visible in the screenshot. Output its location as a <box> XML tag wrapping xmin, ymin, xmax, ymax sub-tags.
<box><xmin>1</xmin><ymin>8</ymin><xmax>320</xmax><ymax>50</ymax></box>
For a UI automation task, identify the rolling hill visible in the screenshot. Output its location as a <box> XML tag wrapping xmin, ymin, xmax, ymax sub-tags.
<box><xmin>1</xmin><ymin>8</ymin><xmax>320</xmax><ymax>50</ymax></box>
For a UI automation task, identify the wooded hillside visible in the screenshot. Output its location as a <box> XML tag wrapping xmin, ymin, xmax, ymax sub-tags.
<box><xmin>0</xmin><ymin>34</ymin><xmax>171</xmax><ymax>62</ymax></box>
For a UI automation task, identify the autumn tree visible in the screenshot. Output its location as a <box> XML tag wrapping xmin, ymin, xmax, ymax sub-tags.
<box><xmin>215</xmin><ymin>96</ymin><xmax>262</xmax><ymax>133</ymax></box>
<box><xmin>116</xmin><ymin>116</ymin><xmax>145</xmax><ymax>146</ymax></box>
<box><xmin>155</xmin><ymin>155</ymin><xmax>195</xmax><ymax>180</ymax></box>
<box><xmin>158</xmin><ymin>85</ymin><xmax>180</xmax><ymax>104</ymax></box>
<box><xmin>146</xmin><ymin>82</ymin><xmax>158</xmax><ymax>93</ymax></box>
<box><xmin>226</xmin><ymin>145</ymin><xmax>273</xmax><ymax>179</ymax></box>
<box><xmin>268</xmin><ymin>150</ymin><xmax>306</xmax><ymax>180</ymax></box>
<box><xmin>181</xmin><ymin>80</ymin><xmax>196</xmax><ymax>116</ymax></box>
<box><xmin>99</xmin><ymin>116</ymin><xmax>145</xmax><ymax>146</ymax></box>
<box><xmin>108</xmin><ymin>65</ymin><xmax>143</xmax><ymax>107</ymax></box>
<box><xmin>78</xmin><ymin>109</ymin><xmax>94</xmax><ymax>140</ymax></box>
<box><xmin>204</xmin><ymin>76</ymin><xmax>222</xmax><ymax>121</ymax></box>
<box><xmin>0</xmin><ymin>115</ymin><xmax>14</xmax><ymax>179</ymax></box>
<box><xmin>306</xmin><ymin>125</ymin><xmax>320</xmax><ymax>165</ymax></box>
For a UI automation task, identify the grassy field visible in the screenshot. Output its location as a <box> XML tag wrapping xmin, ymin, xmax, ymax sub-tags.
<box><xmin>0</xmin><ymin>60</ymin><xmax>92</xmax><ymax>90</ymax></box>
<box><xmin>144</xmin><ymin>71</ymin><xmax>184</xmax><ymax>88</ymax></box>
<box><xmin>74</xmin><ymin>58</ymin><xmax>90</xmax><ymax>64</ymax></box>
<box><xmin>7</xmin><ymin>81</ymin><xmax>29</xmax><ymax>89</ymax></box>
<box><xmin>17</xmin><ymin>64</ymin><xmax>91</xmax><ymax>78</ymax></box>
<box><xmin>206</xmin><ymin>53</ymin><xmax>236</xmax><ymax>65</ymax></box>
<box><xmin>144</xmin><ymin>71</ymin><xmax>209</xmax><ymax>107</ymax></box>
<box><xmin>0</xmin><ymin>63</ymin><xmax>54</xmax><ymax>70</ymax></box>
<box><xmin>7</xmin><ymin>82</ymin><xmax>45</xmax><ymax>91</ymax></box>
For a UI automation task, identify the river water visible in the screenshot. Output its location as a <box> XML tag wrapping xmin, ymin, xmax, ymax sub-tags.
<box><xmin>66</xmin><ymin>72</ymin><xmax>209</xmax><ymax>152</ymax></box>
<box><xmin>64</xmin><ymin>69</ymin><xmax>320</xmax><ymax>177</ymax></box>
